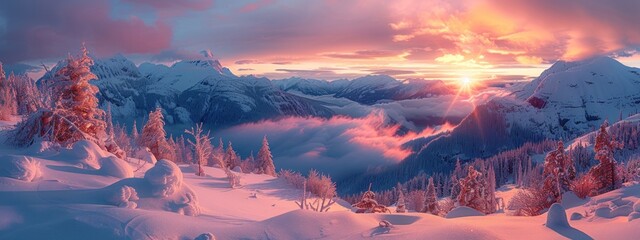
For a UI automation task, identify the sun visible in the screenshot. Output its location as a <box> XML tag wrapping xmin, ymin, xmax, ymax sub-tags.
<box><xmin>460</xmin><ymin>77</ymin><xmax>472</xmax><ymax>87</ymax></box>
<box><xmin>458</xmin><ymin>77</ymin><xmax>474</xmax><ymax>93</ymax></box>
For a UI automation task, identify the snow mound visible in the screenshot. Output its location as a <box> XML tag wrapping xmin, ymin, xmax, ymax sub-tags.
<box><xmin>594</xmin><ymin>204</ymin><xmax>634</xmax><ymax>219</ymax></box>
<box><xmin>445</xmin><ymin>206</ymin><xmax>485</xmax><ymax>218</ymax></box>
<box><xmin>55</xmin><ymin>140</ymin><xmax>112</xmax><ymax>169</ymax></box>
<box><xmin>570</xmin><ymin>212</ymin><xmax>584</xmax><ymax>220</ymax></box>
<box><xmin>134</xmin><ymin>147</ymin><xmax>157</xmax><ymax>164</ymax></box>
<box><xmin>107</xmin><ymin>185</ymin><xmax>139</xmax><ymax>209</ymax></box>
<box><xmin>99</xmin><ymin>156</ymin><xmax>133</xmax><ymax>178</ymax></box>
<box><xmin>0</xmin><ymin>155</ymin><xmax>42</xmax><ymax>182</ymax></box>
<box><xmin>54</xmin><ymin>140</ymin><xmax>133</xmax><ymax>178</ymax></box>
<box><xmin>546</xmin><ymin>203</ymin><xmax>569</xmax><ymax>228</ymax></box>
<box><xmin>104</xmin><ymin>160</ymin><xmax>201</xmax><ymax>216</ymax></box>
<box><xmin>144</xmin><ymin>159</ymin><xmax>184</xmax><ymax>198</ymax></box>
<box><xmin>628</xmin><ymin>212</ymin><xmax>640</xmax><ymax>222</ymax></box>
<box><xmin>633</xmin><ymin>200</ymin><xmax>640</xmax><ymax>212</ymax></box>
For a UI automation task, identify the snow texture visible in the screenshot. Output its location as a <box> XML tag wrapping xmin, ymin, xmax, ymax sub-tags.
<box><xmin>144</xmin><ymin>159</ymin><xmax>183</xmax><ymax>198</ymax></box>
<box><xmin>445</xmin><ymin>206</ymin><xmax>485</xmax><ymax>218</ymax></box>
<box><xmin>0</xmin><ymin>155</ymin><xmax>41</xmax><ymax>182</ymax></box>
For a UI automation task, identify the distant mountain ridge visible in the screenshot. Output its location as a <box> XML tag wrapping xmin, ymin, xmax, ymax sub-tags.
<box><xmin>39</xmin><ymin>51</ymin><xmax>333</xmax><ymax>129</ymax></box>
<box><xmin>339</xmin><ymin>56</ymin><xmax>640</xmax><ymax>193</ymax></box>
<box><xmin>272</xmin><ymin>75</ymin><xmax>452</xmax><ymax>105</ymax></box>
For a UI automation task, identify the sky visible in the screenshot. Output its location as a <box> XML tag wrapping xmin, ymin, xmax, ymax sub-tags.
<box><xmin>1</xmin><ymin>0</ymin><xmax>640</xmax><ymax>81</ymax></box>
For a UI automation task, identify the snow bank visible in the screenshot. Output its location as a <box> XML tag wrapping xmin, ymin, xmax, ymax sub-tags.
<box><xmin>134</xmin><ymin>147</ymin><xmax>157</xmax><ymax>164</ymax></box>
<box><xmin>99</xmin><ymin>156</ymin><xmax>134</xmax><ymax>178</ymax></box>
<box><xmin>54</xmin><ymin>140</ymin><xmax>133</xmax><ymax>178</ymax></box>
<box><xmin>0</xmin><ymin>155</ymin><xmax>42</xmax><ymax>182</ymax></box>
<box><xmin>445</xmin><ymin>206</ymin><xmax>485</xmax><ymax>218</ymax></box>
<box><xmin>144</xmin><ymin>159</ymin><xmax>183</xmax><ymax>198</ymax></box>
<box><xmin>546</xmin><ymin>203</ymin><xmax>569</xmax><ymax>228</ymax></box>
<box><xmin>102</xmin><ymin>160</ymin><xmax>201</xmax><ymax>216</ymax></box>
<box><xmin>55</xmin><ymin>140</ymin><xmax>111</xmax><ymax>169</ymax></box>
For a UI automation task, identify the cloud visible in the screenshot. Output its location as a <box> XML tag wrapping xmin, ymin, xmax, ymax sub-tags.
<box><xmin>121</xmin><ymin>0</ymin><xmax>214</xmax><ymax>17</ymax></box>
<box><xmin>237</xmin><ymin>68</ymin><xmax>255</xmax><ymax>71</ymax></box>
<box><xmin>0</xmin><ymin>0</ymin><xmax>172</xmax><ymax>63</ymax></box>
<box><xmin>271</xmin><ymin>61</ymin><xmax>293</xmax><ymax>65</ymax></box>
<box><xmin>239</xmin><ymin>0</ymin><xmax>275</xmax><ymax>13</ymax></box>
<box><xmin>215</xmin><ymin>112</ymin><xmax>450</xmax><ymax>180</ymax></box>
<box><xmin>484</xmin><ymin>0</ymin><xmax>640</xmax><ymax>60</ymax></box>
<box><xmin>274</xmin><ymin>68</ymin><xmax>336</xmax><ymax>77</ymax></box>
<box><xmin>322</xmin><ymin>50</ymin><xmax>403</xmax><ymax>59</ymax></box>
<box><xmin>235</xmin><ymin>59</ymin><xmax>261</xmax><ymax>65</ymax></box>
<box><xmin>368</xmin><ymin>69</ymin><xmax>416</xmax><ymax>76</ymax></box>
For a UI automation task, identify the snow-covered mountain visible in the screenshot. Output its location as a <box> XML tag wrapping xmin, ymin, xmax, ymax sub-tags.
<box><xmin>272</xmin><ymin>77</ymin><xmax>349</xmax><ymax>96</ymax></box>
<box><xmin>273</xmin><ymin>75</ymin><xmax>452</xmax><ymax>105</ymax></box>
<box><xmin>341</xmin><ymin>56</ymin><xmax>640</xmax><ymax>192</ymax></box>
<box><xmin>38</xmin><ymin>52</ymin><xmax>333</xmax><ymax>129</ymax></box>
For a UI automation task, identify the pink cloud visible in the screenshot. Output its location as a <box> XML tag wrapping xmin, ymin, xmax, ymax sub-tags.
<box><xmin>0</xmin><ymin>0</ymin><xmax>172</xmax><ymax>63</ymax></box>
<box><xmin>239</xmin><ymin>0</ymin><xmax>275</xmax><ymax>13</ymax></box>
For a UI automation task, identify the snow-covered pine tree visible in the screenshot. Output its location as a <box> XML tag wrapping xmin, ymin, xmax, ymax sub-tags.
<box><xmin>15</xmin><ymin>74</ymin><xmax>42</xmax><ymax>115</ymax></box>
<box><xmin>140</xmin><ymin>107</ymin><xmax>175</xmax><ymax>161</ymax></box>
<box><xmin>395</xmin><ymin>182</ymin><xmax>407</xmax><ymax>213</ymax></box>
<box><xmin>453</xmin><ymin>158</ymin><xmax>463</xmax><ymax>178</ymax></box>
<box><xmin>485</xmin><ymin>164</ymin><xmax>497</xmax><ymax>213</ymax></box>
<box><xmin>256</xmin><ymin>136</ymin><xmax>277</xmax><ymax>176</ymax></box>
<box><xmin>224</xmin><ymin>141</ymin><xmax>241</xmax><ymax>170</ymax></box>
<box><xmin>0</xmin><ymin>63</ymin><xmax>16</xmax><ymax>120</ymax></box>
<box><xmin>114</xmin><ymin>123</ymin><xmax>133</xmax><ymax>158</ymax></box>
<box><xmin>450</xmin><ymin>174</ymin><xmax>461</xmax><ymax>200</ymax></box>
<box><xmin>103</xmin><ymin>103</ymin><xmax>126</xmax><ymax>159</ymax></box>
<box><xmin>542</xmin><ymin>141</ymin><xmax>568</xmax><ymax>204</ymax></box>
<box><xmin>185</xmin><ymin>123</ymin><xmax>213</xmax><ymax>176</ymax></box>
<box><xmin>590</xmin><ymin>121</ymin><xmax>622</xmax><ymax>192</ymax></box>
<box><xmin>210</xmin><ymin>138</ymin><xmax>224</xmax><ymax>168</ymax></box>
<box><xmin>48</xmin><ymin>45</ymin><xmax>106</xmax><ymax>146</ymax></box>
<box><xmin>457</xmin><ymin>166</ymin><xmax>488</xmax><ymax>213</ymax></box>
<box><xmin>423</xmin><ymin>177</ymin><xmax>439</xmax><ymax>214</ymax></box>
<box><xmin>241</xmin><ymin>151</ymin><xmax>256</xmax><ymax>174</ymax></box>
<box><xmin>131</xmin><ymin>120</ymin><xmax>139</xmax><ymax>146</ymax></box>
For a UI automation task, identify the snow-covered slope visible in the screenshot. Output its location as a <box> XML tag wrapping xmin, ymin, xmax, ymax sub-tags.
<box><xmin>513</xmin><ymin>56</ymin><xmax>640</xmax><ymax>135</ymax></box>
<box><xmin>1</xmin><ymin>117</ymin><xmax>639</xmax><ymax>239</ymax></box>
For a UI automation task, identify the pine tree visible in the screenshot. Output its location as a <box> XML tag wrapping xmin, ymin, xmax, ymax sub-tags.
<box><xmin>131</xmin><ymin>120</ymin><xmax>139</xmax><ymax>146</ymax></box>
<box><xmin>211</xmin><ymin>138</ymin><xmax>225</xmax><ymax>168</ymax></box>
<box><xmin>103</xmin><ymin>103</ymin><xmax>125</xmax><ymax>159</ymax></box>
<box><xmin>225</xmin><ymin>141</ymin><xmax>240</xmax><ymax>170</ymax></box>
<box><xmin>48</xmin><ymin>45</ymin><xmax>106</xmax><ymax>146</ymax></box>
<box><xmin>186</xmin><ymin>123</ymin><xmax>213</xmax><ymax>176</ymax></box>
<box><xmin>458</xmin><ymin>166</ymin><xmax>488</xmax><ymax>213</ymax></box>
<box><xmin>450</xmin><ymin>174</ymin><xmax>461</xmax><ymax>200</ymax></box>
<box><xmin>590</xmin><ymin>121</ymin><xmax>622</xmax><ymax>192</ymax></box>
<box><xmin>0</xmin><ymin>63</ymin><xmax>16</xmax><ymax>120</ymax></box>
<box><xmin>256</xmin><ymin>136</ymin><xmax>277</xmax><ymax>176</ymax></box>
<box><xmin>114</xmin><ymin>124</ymin><xmax>133</xmax><ymax>158</ymax></box>
<box><xmin>140</xmin><ymin>107</ymin><xmax>175</xmax><ymax>161</ymax></box>
<box><xmin>423</xmin><ymin>177</ymin><xmax>439</xmax><ymax>214</ymax></box>
<box><xmin>485</xmin><ymin>164</ymin><xmax>497</xmax><ymax>213</ymax></box>
<box><xmin>542</xmin><ymin>141</ymin><xmax>569</xmax><ymax>204</ymax></box>
<box><xmin>395</xmin><ymin>182</ymin><xmax>407</xmax><ymax>213</ymax></box>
